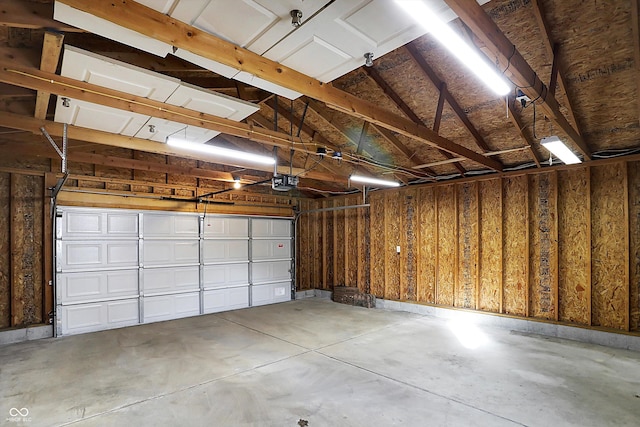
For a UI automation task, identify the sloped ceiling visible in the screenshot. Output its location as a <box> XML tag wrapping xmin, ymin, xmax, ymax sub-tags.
<box><xmin>0</xmin><ymin>0</ymin><xmax>638</xmax><ymax>197</ymax></box>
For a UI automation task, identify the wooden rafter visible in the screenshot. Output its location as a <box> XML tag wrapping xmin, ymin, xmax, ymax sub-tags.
<box><xmin>56</xmin><ymin>0</ymin><xmax>502</xmax><ymax>171</ymax></box>
<box><xmin>506</xmin><ymin>96</ymin><xmax>543</xmax><ymax>167</ymax></box>
<box><xmin>303</xmin><ymin>98</ymin><xmax>409</xmax><ymax>182</ymax></box>
<box><xmin>252</xmin><ymin>104</ymin><xmax>348</xmax><ymax>178</ymax></box>
<box><xmin>632</xmin><ymin>0</ymin><xmax>640</xmax><ymax>124</ymax></box>
<box><xmin>34</xmin><ymin>31</ymin><xmax>65</xmax><ymax>120</ymax></box>
<box><xmin>530</xmin><ymin>0</ymin><xmax>581</xmax><ymax>134</ymax></box>
<box><xmin>0</xmin><ymin>64</ymin><xmax>313</xmax><ymax>152</ymax></box>
<box><xmin>0</xmin><ymin>112</ymin><xmax>345</xmax><ymax>184</ymax></box>
<box><xmin>0</xmin><ymin>0</ymin><xmax>83</xmax><ymax>32</ymax></box>
<box><xmin>404</xmin><ymin>43</ymin><xmax>493</xmax><ymax>153</ymax></box>
<box><xmin>362</xmin><ymin>65</ymin><xmax>466</xmax><ymax>175</ymax></box>
<box><xmin>444</xmin><ymin>0</ymin><xmax>591</xmax><ymax>160</ymax></box>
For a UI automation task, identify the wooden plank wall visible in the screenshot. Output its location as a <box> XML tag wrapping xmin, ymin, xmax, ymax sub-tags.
<box><xmin>299</xmin><ymin>159</ymin><xmax>640</xmax><ymax>333</ymax></box>
<box><xmin>0</xmin><ymin>172</ymin><xmax>45</xmax><ymax>328</ymax></box>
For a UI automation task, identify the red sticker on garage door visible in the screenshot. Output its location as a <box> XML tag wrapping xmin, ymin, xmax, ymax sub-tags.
<box><xmin>278</xmin><ymin>244</ymin><xmax>284</xmax><ymax>248</ymax></box>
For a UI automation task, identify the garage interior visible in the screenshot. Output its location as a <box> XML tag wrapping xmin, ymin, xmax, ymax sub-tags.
<box><xmin>0</xmin><ymin>0</ymin><xmax>639</xmax><ymax>425</ymax></box>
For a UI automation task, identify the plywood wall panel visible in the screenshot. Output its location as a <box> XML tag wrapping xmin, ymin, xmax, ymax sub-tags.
<box><xmin>456</xmin><ymin>182</ymin><xmax>477</xmax><ymax>309</ymax></box>
<box><xmin>385</xmin><ymin>191</ymin><xmax>401</xmax><ymax>300</ymax></box>
<box><xmin>528</xmin><ymin>173</ymin><xmax>557</xmax><ymax>320</ymax></box>
<box><xmin>10</xmin><ymin>174</ymin><xmax>43</xmax><ymax>326</ymax></box>
<box><xmin>591</xmin><ymin>164</ymin><xmax>627</xmax><ymax>329</ymax></box>
<box><xmin>417</xmin><ymin>187</ymin><xmax>436</xmax><ymax>303</ymax></box>
<box><xmin>478</xmin><ymin>179</ymin><xmax>502</xmax><ymax>312</ymax></box>
<box><xmin>370</xmin><ymin>193</ymin><xmax>385</xmax><ymax>297</ymax></box>
<box><xmin>629</xmin><ymin>161</ymin><xmax>640</xmax><ymax>331</ymax></box>
<box><xmin>558</xmin><ymin>168</ymin><xmax>590</xmax><ymax>325</ymax></box>
<box><xmin>503</xmin><ymin>176</ymin><xmax>527</xmax><ymax>316</ymax></box>
<box><xmin>0</xmin><ymin>173</ymin><xmax>10</xmax><ymax>328</ymax></box>
<box><xmin>334</xmin><ymin>198</ymin><xmax>345</xmax><ymax>286</ymax></box>
<box><xmin>325</xmin><ymin>199</ymin><xmax>334</xmax><ymax>289</ymax></box>
<box><xmin>345</xmin><ymin>196</ymin><xmax>359</xmax><ymax>287</ymax></box>
<box><xmin>401</xmin><ymin>189</ymin><xmax>418</xmax><ymax>301</ymax></box>
<box><xmin>313</xmin><ymin>208</ymin><xmax>323</xmax><ymax>289</ymax></box>
<box><xmin>298</xmin><ymin>199</ymin><xmax>311</xmax><ymax>290</ymax></box>
<box><xmin>437</xmin><ymin>185</ymin><xmax>455</xmax><ymax>306</ymax></box>
<box><xmin>362</xmin><ymin>204</ymin><xmax>371</xmax><ymax>294</ymax></box>
<box><xmin>167</xmin><ymin>157</ymin><xmax>198</xmax><ymax>197</ymax></box>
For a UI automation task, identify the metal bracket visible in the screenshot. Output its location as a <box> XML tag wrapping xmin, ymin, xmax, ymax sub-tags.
<box><xmin>41</xmin><ymin>123</ymin><xmax>68</xmax><ymax>174</ymax></box>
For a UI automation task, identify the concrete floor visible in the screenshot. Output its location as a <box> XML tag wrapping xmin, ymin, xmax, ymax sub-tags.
<box><xmin>1</xmin><ymin>299</ymin><xmax>639</xmax><ymax>427</ymax></box>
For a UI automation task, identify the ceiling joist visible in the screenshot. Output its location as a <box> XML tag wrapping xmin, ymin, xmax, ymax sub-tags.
<box><xmin>56</xmin><ymin>0</ymin><xmax>502</xmax><ymax>172</ymax></box>
<box><xmin>0</xmin><ymin>111</ymin><xmax>346</xmax><ymax>184</ymax></box>
<box><xmin>443</xmin><ymin>0</ymin><xmax>591</xmax><ymax>160</ymax></box>
<box><xmin>34</xmin><ymin>31</ymin><xmax>65</xmax><ymax>120</ymax></box>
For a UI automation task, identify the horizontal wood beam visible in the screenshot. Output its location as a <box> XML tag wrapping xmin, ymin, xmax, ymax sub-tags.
<box><xmin>0</xmin><ymin>63</ymin><xmax>316</xmax><ymax>151</ymax></box>
<box><xmin>57</xmin><ymin>0</ymin><xmax>502</xmax><ymax>171</ymax></box>
<box><xmin>0</xmin><ymin>0</ymin><xmax>84</xmax><ymax>32</ymax></box>
<box><xmin>35</xmin><ymin>31</ymin><xmax>65</xmax><ymax>120</ymax></box>
<box><xmin>0</xmin><ymin>111</ymin><xmax>347</xmax><ymax>184</ymax></box>
<box><xmin>444</xmin><ymin>0</ymin><xmax>591</xmax><ymax>160</ymax></box>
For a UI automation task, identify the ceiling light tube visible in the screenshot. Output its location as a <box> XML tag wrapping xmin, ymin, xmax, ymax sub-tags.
<box><xmin>167</xmin><ymin>136</ymin><xmax>275</xmax><ymax>165</ymax></box>
<box><xmin>541</xmin><ymin>136</ymin><xmax>581</xmax><ymax>165</ymax></box>
<box><xmin>395</xmin><ymin>0</ymin><xmax>510</xmax><ymax>96</ymax></box>
<box><xmin>350</xmin><ymin>174</ymin><xmax>400</xmax><ymax>187</ymax></box>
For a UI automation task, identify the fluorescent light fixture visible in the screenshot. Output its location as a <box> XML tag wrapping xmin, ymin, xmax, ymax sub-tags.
<box><xmin>395</xmin><ymin>0</ymin><xmax>510</xmax><ymax>96</ymax></box>
<box><xmin>167</xmin><ymin>136</ymin><xmax>275</xmax><ymax>165</ymax></box>
<box><xmin>541</xmin><ymin>136</ymin><xmax>581</xmax><ymax>165</ymax></box>
<box><xmin>350</xmin><ymin>174</ymin><xmax>400</xmax><ymax>187</ymax></box>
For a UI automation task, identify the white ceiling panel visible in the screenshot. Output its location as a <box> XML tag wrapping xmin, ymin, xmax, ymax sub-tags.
<box><xmin>54</xmin><ymin>99</ymin><xmax>150</xmax><ymax>136</ymax></box>
<box><xmin>53</xmin><ymin>2</ymin><xmax>173</xmax><ymax>58</ymax></box>
<box><xmin>60</xmin><ymin>46</ymin><xmax>181</xmax><ymax>102</ymax></box>
<box><xmin>165</xmin><ymin>83</ymin><xmax>259</xmax><ymax>122</ymax></box>
<box><xmin>134</xmin><ymin>118</ymin><xmax>220</xmax><ymax>143</ymax></box>
<box><xmin>277</xmin><ymin>35</ymin><xmax>352</xmax><ymax>81</ymax></box>
<box><xmin>135</xmin><ymin>0</ymin><xmax>180</xmax><ymax>15</ymax></box>
<box><xmin>172</xmin><ymin>49</ymin><xmax>238</xmax><ymax>79</ymax></box>
<box><xmin>233</xmin><ymin>72</ymin><xmax>302</xmax><ymax>100</ymax></box>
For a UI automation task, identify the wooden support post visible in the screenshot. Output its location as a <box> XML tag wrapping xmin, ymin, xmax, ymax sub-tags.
<box><xmin>453</xmin><ymin>184</ymin><xmax>459</xmax><ymax>306</ymax></box>
<box><xmin>434</xmin><ymin>189</ymin><xmax>440</xmax><ymax>304</ymax></box>
<box><xmin>475</xmin><ymin>182</ymin><xmax>481</xmax><ymax>310</ymax></box>
<box><xmin>9</xmin><ymin>173</ymin><xmax>17</xmax><ymax>326</ymax></box>
<box><xmin>499</xmin><ymin>178</ymin><xmax>504</xmax><ymax>314</ymax></box>
<box><xmin>43</xmin><ymin>172</ymin><xmax>56</xmax><ymax>324</ymax></box>
<box><xmin>552</xmin><ymin>171</ymin><xmax>559</xmax><ymax>321</ymax></box>
<box><xmin>357</xmin><ymin>204</ymin><xmax>363</xmax><ymax>290</ymax></box>
<box><xmin>433</xmin><ymin>83</ymin><xmax>446</xmax><ymax>134</ymax></box>
<box><xmin>384</xmin><ymin>193</ymin><xmax>390</xmax><ymax>299</ymax></box>
<box><xmin>587</xmin><ymin>166</ymin><xmax>592</xmax><ymax>325</ymax></box>
<box><xmin>34</xmin><ymin>31</ymin><xmax>64</xmax><ymax>119</ymax></box>
<box><xmin>322</xmin><ymin>201</ymin><xmax>328</xmax><ymax>290</ymax></box>
<box><xmin>525</xmin><ymin>176</ymin><xmax>530</xmax><ymax>318</ymax></box>
<box><xmin>344</xmin><ymin>198</ymin><xmax>350</xmax><ymax>286</ymax></box>
<box><xmin>333</xmin><ymin>199</ymin><xmax>338</xmax><ymax>288</ymax></box>
<box><xmin>624</xmin><ymin>161</ymin><xmax>631</xmax><ymax>331</ymax></box>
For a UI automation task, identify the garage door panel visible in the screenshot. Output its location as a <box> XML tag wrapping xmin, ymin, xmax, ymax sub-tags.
<box><xmin>252</xmin><ymin>239</ymin><xmax>291</xmax><ymax>260</ymax></box>
<box><xmin>142</xmin><ymin>266</ymin><xmax>200</xmax><ymax>295</ymax></box>
<box><xmin>59</xmin><ymin>299</ymin><xmax>139</xmax><ymax>335</ymax></box>
<box><xmin>251</xmin><ymin>218</ymin><xmax>291</xmax><ymax>238</ymax></box>
<box><xmin>252</xmin><ymin>260</ymin><xmax>291</xmax><ymax>284</ymax></box>
<box><xmin>57</xmin><ymin>269</ymin><xmax>138</xmax><ymax>304</ymax></box>
<box><xmin>202</xmin><ymin>240</ymin><xmax>248</xmax><ymax>263</ymax></box>
<box><xmin>60</xmin><ymin>210</ymin><xmax>138</xmax><ymax>239</ymax></box>
<box><xmin>143</xmin><ymin>292</ymin><xmax>200</xmax><ymax>323</ymax></box>
<box><xmin>203</xmin><ymin>217</ymin><xmax>248</xmax><ymax>238</ymax></box>
<box><xmin>203</xmin><ymin>286</ymin><xmax>249</xmax><ymax>314</ymax></box>
<box><xmin>203</xmin><ymin>263</ymin><xmax>249</xmax><ymax>289</ymax></box>
<box><xmin>251</xmin><ymin>282</ymin><xmax>291</xmax><ymax>306</ymax></box>
<box><xmin>58</xmin><ymin>241</ymin><xmax>138</xmax><ymax>271</ymax></box>
<box><xmin>143</xmin><ymin>240</ymin><xmax>200</xmax><ymax>266</ymax></box>
<box><xmin>143</xmin><ymin>214</ymin><xmax>199</xmax><ymax>238</ymax></box>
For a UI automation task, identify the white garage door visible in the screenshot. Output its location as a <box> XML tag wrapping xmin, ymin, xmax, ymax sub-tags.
<box><xmin>55</xmin><ymin>207</ymin><xmax>293</xmax><ymax>336</ymax></box>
